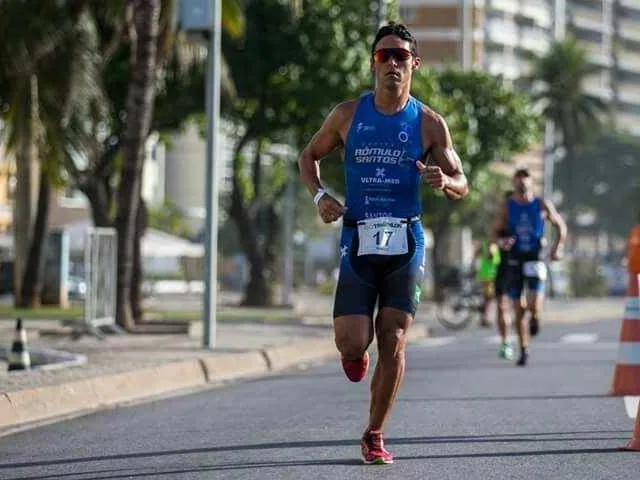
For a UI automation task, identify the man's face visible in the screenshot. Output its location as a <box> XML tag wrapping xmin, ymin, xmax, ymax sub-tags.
<box><xmin>513</xmin><ymin>174</ymin><xmax>532</xmax><ymax>195</ymax></box>
<box><xmin>370</xmin><ymin>35</ymin><xmax>420</xmax><ymax>91</ymax></box>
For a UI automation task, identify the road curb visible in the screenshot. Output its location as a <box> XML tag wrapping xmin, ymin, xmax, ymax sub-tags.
<box><xmin>0</xmin><ymin>359</ymin><xmax>206</xmax><ymax>429</ymax></box>
<box><xmin>262</xmin><ymin>337</ymin><xmax>338</xmax><ymax>371</ymax></box>
<box><xmin>0</xmin><ymin>323</ymin><xmax>430</xmax><ymax>430</ymax></box>
<box><xmin>199</xmin><ymin>351</ymin><xmax>269</xmax><ymax>382</ymax></box>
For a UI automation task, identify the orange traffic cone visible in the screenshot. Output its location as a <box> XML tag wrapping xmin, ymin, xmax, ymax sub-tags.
<box><xmin>610</xmin><ymin>272</ymin><xmax>640</xmax><ymax>395</ymax></box>
<box><xmin>623</xmin><ymin>400</ymin><xmax>640</xmax><ymax>451</ymax></box>
<box><xmin>610</xmin><ymin>273</ymin><xmax>640</xmax><ymax>396</ymax></box>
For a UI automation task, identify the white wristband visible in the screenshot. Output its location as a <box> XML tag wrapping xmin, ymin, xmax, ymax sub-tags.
<box><xmin>313</xmin><ymin>188</ymin><xmax>327</xmax><ymax>205</ymax></box>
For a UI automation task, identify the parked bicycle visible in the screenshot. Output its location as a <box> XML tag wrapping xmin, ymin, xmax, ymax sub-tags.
<box><xmin>434</xmin><ymin>270</ymin><xmax>484</xmax><ymax>331</ymax></box>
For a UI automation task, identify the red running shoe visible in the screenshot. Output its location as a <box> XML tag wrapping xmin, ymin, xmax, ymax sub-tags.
<box><xmin>341</xmin><ymin>352</ymin><xmax>369</xmax><ymax>382</ymax></box>
<box><xmin>361</xmin><ymin>428</ymin><xmax>393</xmax><ymax>465</ymax></box>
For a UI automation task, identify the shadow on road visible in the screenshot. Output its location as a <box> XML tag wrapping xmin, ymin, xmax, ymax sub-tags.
<box><xmin>2</xmin><ymin>429</ymin><xmax>631</xmax><ymax>477</ymax></box>
<box><xmin>397</xmin><ymin>393</ymin><xmax>610</xmax><ymax>402</ymax></box>
<box><xmin>3</xmin><ymin>446</ymin><xmax>627</xmax><ymax>480</ymax></box>
<box><xmin>405</xmin><ymin>358</ymin><xmax>616</xmax><ymax>371</ymax></box>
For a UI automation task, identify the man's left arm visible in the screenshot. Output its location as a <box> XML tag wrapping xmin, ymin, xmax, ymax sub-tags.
<box><xmin>543</xmin><ymin>199</ymin><xmax>567</xmax><ymax>260</ymax></box>
<box><xmin>417</xmin><ymin>113</ymin><xmax>468</xmax><ymax>200</ymax></box>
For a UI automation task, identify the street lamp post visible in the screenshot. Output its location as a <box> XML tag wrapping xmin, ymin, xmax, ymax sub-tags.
<box><xmin>282</xmin><ymin>167</ymin><xmax>295</xmax><ymax>307</ymax></box>
<box><xmin>180</xmin><ymin>0</ymin><xmax>222</xmax><ymax>349</ymax></box>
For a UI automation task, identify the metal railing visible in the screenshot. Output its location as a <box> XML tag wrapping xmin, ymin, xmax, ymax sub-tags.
<box><xmin>83</xmin><ymin>227</ymin><xmax>117</xmax><ymax>329</ymax></box>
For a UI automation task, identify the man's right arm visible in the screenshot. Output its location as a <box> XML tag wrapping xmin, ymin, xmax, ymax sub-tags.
<box><xmin>298</xmin><ymin>101</ymin><xmax>353</xmax><ymax>223</ymax></box>
<box><xmin>298</xmin><ymin>103</ymin><xmax>348</xmax><ymax>197</ymax></box>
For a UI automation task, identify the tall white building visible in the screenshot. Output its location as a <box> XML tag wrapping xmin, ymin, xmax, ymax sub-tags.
<box><xmin>399</xmin><ymin>0</ymin><xmax>640</xmax><ymax>135</ymax></box>
<box><xmin>567</xmin><ymin>0</ymin><xmax>640</xmax><ymax>135</ymax></box>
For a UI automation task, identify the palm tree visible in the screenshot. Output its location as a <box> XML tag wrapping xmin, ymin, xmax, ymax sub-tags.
<box><xmin>114</xmin><ymin>0</ymin><xmax>162</xmax><ymax>330</ymax></box>
<box><xmin>19</xmin><ymin>10</ymin><xmax>105</xmax><ymax>308</ymax></box>
<box><xmin>528</xmin><ymin>37</ymin><xmax>608</xmax><ymax>243</ymax></box>
<box><xmin>1</xmin><ymin>0</ymin><xmax>246</xmax><ymax>319</ymax></box>
<box><xmin>114</xmin><ymin>0</ymin><xmax>246</xmax><ymax>328</ymax></box>
<box><xmin>0</xmin><ymin>1</ymin><xmax>101</xmax><ymax>307</ymax></box>
<box><xmin>0</xmin><ymin>1</ymin><xmax>42</xmax><ymax>306</ymax></box>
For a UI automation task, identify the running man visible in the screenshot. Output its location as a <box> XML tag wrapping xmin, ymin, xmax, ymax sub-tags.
<box><xmin>298</xmin><ymin>23</ymin><xmax>468</xmax><ymax>464</ymax></box>
<box><xmin>491</xmin><ymin>169</ymin><xmax>567</xmax><ymax>366</ymax></box>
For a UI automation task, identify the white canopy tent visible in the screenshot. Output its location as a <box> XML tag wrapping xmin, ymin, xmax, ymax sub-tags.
<box><xmin>63</xmin><ymin>220</ymin><xmax>204</xmax><ymax>258</ymax></box>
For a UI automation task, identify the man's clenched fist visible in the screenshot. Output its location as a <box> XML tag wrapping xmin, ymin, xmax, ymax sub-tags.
<box><xmin>317</xmin><ymin>194</ymin><xmax>346</xmax><ymax>224</ymax></box>
<box><xmin>416</xmin><ymin>160</ymin><xmax>450</xmax><ymax>190</ymax></box>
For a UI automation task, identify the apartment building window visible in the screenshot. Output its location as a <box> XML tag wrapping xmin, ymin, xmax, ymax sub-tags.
<box><xmin>399</xmin><ymin>6</ymin><xmax>417</xmax><ymax>23</ymax></box>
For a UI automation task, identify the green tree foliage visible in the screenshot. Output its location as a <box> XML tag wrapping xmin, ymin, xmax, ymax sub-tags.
<box><xmin>410</xmin><ymin>68</ymin><xmax>540</xmax><ymax>230</ymax></box>
<box><xmin>0</xmin><ymin>1</ymin><xmax>103</xmax><ymax>306</ymax></box>
<box><xmin>529</xmin><ymin>38</ymin><xmax>605</xmax><ymax>145</ymax></box>
<box><xmin>415</xmin><ymin>68</ymin><xmax>540</xmax><ymax>290</ymax></box>
<box><xmin>221</xmin><ymin>0</ymin><xmax>378</xmax><ymax>305</ymax></box>
<box><xmin>0</xmin><ymin>0</ymin><xmax>243</xmax><ymax>315</ymax></box>
<box><xmin>559</xmin><ymin>131</ymin><xmax>640</xmax><ymax>239</ymax></box>
<box><xmin>527</xmin><ymin>37</ymin><xmax>608</xmax><ymax>235</ymax></box>
<box><xmin>149</xmin><ymin>198</ymin><xmax>193</xmax><ymax>238</ymax></box>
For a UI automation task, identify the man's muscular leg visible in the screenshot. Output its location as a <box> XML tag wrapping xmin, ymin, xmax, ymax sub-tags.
<box><xmin>334</xmin><ymin>315</ymin><xmax>374</xmax><ymax>380</ymax></box>
<box><xmin>527</xmin><ymin>286</ymin><xmax>544</xmax><ymax>336</ymax></box>
<box><xmin>368</xmin><ymin>307</ymin><xmax>413</xmax><ymax>431</ymax></box>
<box><xmin>496</xmin><ymin>294</ymin><xmax>510</xmax><ymax>342</ymax></box>
<box><xmin>513</xmin><ymin>295</ymin><xmax>530</xmax><ymax>366</ymax></box>
<box><xmin>514</xmin><ymin>299</ymin><xmax>527</xmax><ymax>348</ymax></box>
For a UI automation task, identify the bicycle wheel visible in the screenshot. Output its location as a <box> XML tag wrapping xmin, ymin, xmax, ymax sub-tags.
<box><xmin>435</xmin><ymin>294</ymin><xmax>478</xmax><ymax>330</ymax></box>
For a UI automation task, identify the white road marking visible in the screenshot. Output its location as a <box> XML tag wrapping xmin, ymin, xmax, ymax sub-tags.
<box><xmin>416</xmin><ymin>337</ymin><xmax>457</xmax><ymax>347</ymax></box>
<box><xmin>624</xmin><ymin>396</ymin><xmax>639</xmax><ymax>419</ymax></box>
<box><xmin>418</xmin><ymin>333</ymin><xmax>616</xmax><ymax>350</ymax></box>
<box><xmin>485</xmin><ymin>336</ymin><xmax>503</xmax><ymax>345</ymax></box>
<box><xmin>560</xmin><ymin>333</ymin><xmax>599</xmax><ymax>344</ymax></box>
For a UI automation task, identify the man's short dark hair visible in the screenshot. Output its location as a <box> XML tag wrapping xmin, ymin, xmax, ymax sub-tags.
<box><xmin>371</xmin><ymin>22</ymin><xmax>418</xmax><ymax>56</ymax></box>
<box><xmin>514</xmin><ymin>168</ymin><xmax>530</xmax><ymax>178</ymax></box>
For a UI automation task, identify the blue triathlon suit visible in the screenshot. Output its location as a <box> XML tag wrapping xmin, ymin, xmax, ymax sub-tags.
<box><xmin>506</xmin><ymin>197</ymin><xmax>545</xmax><ymax>300</ymax></box>
<box><xmin>333</xmin><ymin>92</ymin><xmax>426</xmax><ymax>319</ymax></box>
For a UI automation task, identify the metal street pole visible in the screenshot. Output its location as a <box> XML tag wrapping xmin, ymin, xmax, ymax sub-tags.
<box><xmin>282</xmin><ymin>164</ymin><xmax>295</xmax><ymax>307</ymax></box>
<box><xmin>203</xmin><ymin>0</ymin><xmax>222</xmax><ymax>349</ymax></box>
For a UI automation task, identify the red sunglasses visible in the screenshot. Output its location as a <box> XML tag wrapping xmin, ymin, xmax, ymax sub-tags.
<box><xmin>373</xmin><ymin>48</ymin><xmax>413</xmax><ymax>63</ymax></box>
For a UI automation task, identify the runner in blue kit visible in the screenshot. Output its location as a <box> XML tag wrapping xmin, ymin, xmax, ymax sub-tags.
<box><xmin>491</xmin><ymin>168</ymin><xmax>567</xmax><ymax>366</ymax></box>
<box><xmin>298</xmin><ymin>23</ymin><xmax>468</xmax><ymax>464</ymax></box>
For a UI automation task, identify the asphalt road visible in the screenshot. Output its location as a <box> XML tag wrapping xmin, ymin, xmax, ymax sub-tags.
<box><xmin>1</xmin><ymin>318</ymin><xmax>637</xmax><ymax>480</ymax></box>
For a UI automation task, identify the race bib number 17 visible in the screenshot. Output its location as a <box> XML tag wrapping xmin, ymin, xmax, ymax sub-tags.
<box><xmin>357</xmin><ymin>217</ymin><xmax>408</xmax><ymax>256</ymax></box>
